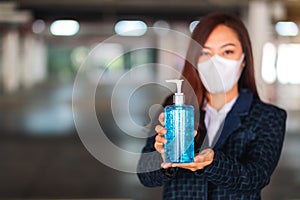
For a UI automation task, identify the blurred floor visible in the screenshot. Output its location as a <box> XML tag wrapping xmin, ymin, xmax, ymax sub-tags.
<box><xmin>0</xmin><ymin>79</ymin><xmax>299</xmax><ymax>200</ymax></box>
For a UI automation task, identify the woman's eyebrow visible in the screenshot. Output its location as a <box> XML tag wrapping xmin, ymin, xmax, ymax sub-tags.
<box><xmin>203</xmin><ymin>43</ymin><xmax>236</xmax><ymax>50</ymax></box>
<box><xmin>220</xmin><ymin>43</ymin><xmax>236</xmax><ymax>48</ymax></box>
<box><xmin>202</xmin><ymin>46</ymin><xmax>212</xmax><ymax>50</ymax></box>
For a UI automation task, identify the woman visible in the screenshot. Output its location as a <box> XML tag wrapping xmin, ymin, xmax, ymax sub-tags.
<box><xmin>137</xmin><ymin>12</ymin><xmax>287</xmax><ymax>200</ymax></box>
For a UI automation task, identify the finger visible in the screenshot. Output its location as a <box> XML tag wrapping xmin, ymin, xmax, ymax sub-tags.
<box><xmin>154</xmin><ymin>142</ymin><xmax>163</xmax><ymax>153</ymax></box>
<box><xmin>195</xmin><ymin>149</ymin><xmax>214</xmax><ymax>163</ymax></box>
<box><xmin>201</xmin><ymin>148</ymin><xmax>212</xmax><ymax>154</ymax></box>
<box><xmin>158</xmin><ymin>112</ymin><xmax>165</xmax><ymax>126</ymax></box>
<box><xmin>195</xmin><ymin>160</ymin><xmax>213</xmax><ymax>169</ymax></box>
<box><xmin>171</xmin><ymin>164</ymin><xmax>199</xmax><ymax>172</ymax></box>
<box><xmin>194</xmin><ymin>155</ymin><xmax>204</xmax><ymax>162</ymax></box>
<box><xmin>154</xmin><ymin>141</ymin><xmax>165</xmax><ymax>149</ymax></box>
<box><xmin>199</xmin><ymin>148</ymin><xmax>213</xmax><ymax>156</ymax></box>
<box><xmin>154</xmin><ymin>135</ymin><xmax>167</xmax><ymax>154</ymax></box>
<box><xmin>155</xmin><ymin>125</ymin><xmax>167</xmax><ymax>136</ymax></box>
<box><xmin>171</xmin><ymin>163</ymin><xmax>196</xmax><ymax>168</ymax></box>
<box><xmin>154</xmin><ymin>141</ymin><xmax>163</xmax><ymax>151</ymax></box>
<box><xmin>194</xmin><ymin>130</ymin><xmax>197</xmax><ymax>137</ymax></box>
<box><xmin>194</xmin><ymin>155</ymin><xmax>211</xmax><ymax>163</ymax></box>
<box><xmin>155</xmin><ymin>134</ymin><xmax>167</xmax><ymax>144</ymax></box>
<box><xmin>161</xmin><ymin>162</ymin><xmax>172</xmax><ymax>169</ymax></box>
<box><xmin>172</xmin><ymin>162</ymin><xmax>206</xmax><ymax>171</ymax></box>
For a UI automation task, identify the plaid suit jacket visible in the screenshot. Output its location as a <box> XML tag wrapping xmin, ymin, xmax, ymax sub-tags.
<box><xmin>137</xmin><ymin>90</ymin><xmax>287</xmax><ymax>200</ymax></box>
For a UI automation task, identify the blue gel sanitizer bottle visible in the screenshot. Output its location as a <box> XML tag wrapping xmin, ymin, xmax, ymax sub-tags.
<box><xmin>164</xmin><ymin>79</ymin><xmax>194</xmax><ymax>163</ymax></box>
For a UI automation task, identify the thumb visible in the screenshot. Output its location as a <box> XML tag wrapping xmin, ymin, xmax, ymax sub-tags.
<box><xmin>194</xmin><ymin>130</ymin><xmax>197</xmax><ymax>137</ymax></box>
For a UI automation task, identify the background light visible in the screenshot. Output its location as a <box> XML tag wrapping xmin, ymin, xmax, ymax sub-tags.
<box><xmin>153</xmin><ymin>20</ymin><xmax>170</xmax><ymax>35</ymax></box>
<box><xmin>32</xmin><ymin>19</ymin><xmax>46</xmax><ymax>34</ymax></box>
<box><xmin>153</xmin><ymin>20</ymin><xmax>170</xmax><ymax>29</ymax></box>
<box><xmin>50</xmin><ymin>20</ymin><xmax>80</xmax><ymax>36</ymax></box>
<box><xmin>277</xmin><ymin>43</ymin><xmax>300</xmax><ymax>84</ymax></box>
<box><xmin>189</xmin><ymin>21</ymin><xmax>199</xmax><ymax>33</ymax></box>
<box><xmin>262</xmin><ymin>42</ymin><xmax>277</xmax><ymax>84</ymax></box>
<box><xmin>114</xmin><ymin>20</ymin><xmax>147</xmax><ymax>36</ymax></box>
<box><xmin>275</xmin><ymin>21</ymin><xmax>298</xmax><ymax>36</ymax></box>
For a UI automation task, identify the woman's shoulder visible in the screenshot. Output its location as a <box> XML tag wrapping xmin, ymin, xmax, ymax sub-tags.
<box><xmin>250</xmin><ymin>98</ymin><xmax>287</xmax><ymax>120</ymax></box>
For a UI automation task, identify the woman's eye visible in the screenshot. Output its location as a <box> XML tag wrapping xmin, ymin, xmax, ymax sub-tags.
<box><xmin>224</xmin><ymin>50</ymin><xmax>234</xmax><ymax>55</ymax></box>
<box><xmin>200</xmin><ymin>51</ymin><xmax>210</xmax><ymax>56</ymax></box>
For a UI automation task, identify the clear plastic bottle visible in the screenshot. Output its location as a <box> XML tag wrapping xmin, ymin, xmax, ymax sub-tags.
<box><xmin>164</xmin><ymin>80</ymin><xmax>194</xmax><ymax>163</ymax></box>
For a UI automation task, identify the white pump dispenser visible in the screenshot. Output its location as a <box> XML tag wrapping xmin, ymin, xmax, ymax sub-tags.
<box><xmin>164</xmin><ymin>79</ymin><xmax>194</xmax><ymax>163</ymax></box>
<box><xmin>166</xmin><ymin>79</ymin><xmax>184</xmax><ymax>106</ymax></box>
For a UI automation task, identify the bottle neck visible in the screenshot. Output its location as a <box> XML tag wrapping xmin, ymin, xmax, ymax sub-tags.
<box><xmin>174</xmin><ymin>93</ymin><xmax>184</xmax><ymax>106</ymax></box>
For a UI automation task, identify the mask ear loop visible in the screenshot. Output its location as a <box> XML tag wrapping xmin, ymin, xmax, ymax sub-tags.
<box><xmin>240</xmin><ymin>53</ymin><xmax>246</xmax><ymax>68</ymax></box>
<box><xmin>242</xmin><ymin>62</ymin><xmax>246</xmax><ymax>68</ymax></box>
<box><xmin>236</xmin><ymin>54</ymin><xmax>246</xmax><ymax>84</ymax></box>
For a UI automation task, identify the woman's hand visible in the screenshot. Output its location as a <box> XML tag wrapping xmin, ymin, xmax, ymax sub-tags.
<box><xmin>154</xmin><ymin>112</ymin><xmax>174</xmax><ymax>169</ymax></box>
<box><xmin>154</xmin><ymin>113</ymin><xmax>167</xmax><ymax>163</ymax></box>
<box><xmin>154</xmin><ymin>112</ymin><xmax>202</xmax><ymax>170</ymax></box>
<box><xmin>170</xmin><ymin>148</ymin><xmax>214</xmax><ymax>171</ymax></box>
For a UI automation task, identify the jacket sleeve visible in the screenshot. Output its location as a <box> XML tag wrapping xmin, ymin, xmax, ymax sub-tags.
<box><xmin>202</xmin><ymin>106</ymin><xmax>287</xmax><ymax>192</ymax></box>
<box><xmin>137</xmin><ymin>135</ymin><xmax>176</xmax><ymax>187</ymax></box>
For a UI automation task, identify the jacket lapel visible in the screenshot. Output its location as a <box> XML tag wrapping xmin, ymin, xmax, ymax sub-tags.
<box><xmin>213</xmin><ymin>90</ymin><xmax>253</xmax><ymax>150</ymax></box>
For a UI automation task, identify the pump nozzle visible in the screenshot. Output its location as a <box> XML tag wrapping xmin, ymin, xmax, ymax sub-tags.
<box><xmin>166</xmin><ymin>79</ymin><xmax>184</xmax><ymax>105</ymax></box>
<box><xmin>166</xmin><ymin>79</ymin><xmax>183</xmax><ymax>94</ymax></box>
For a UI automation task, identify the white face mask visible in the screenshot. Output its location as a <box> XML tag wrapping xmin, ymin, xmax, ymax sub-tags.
<box><xmin>197</xmin><ymin>54</ymin><xmax>245</xmax><ymax>94</ymax></box>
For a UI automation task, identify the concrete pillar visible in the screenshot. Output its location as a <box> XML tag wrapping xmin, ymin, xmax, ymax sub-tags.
<box><xmin>1</xmin><ymin>29</ymin><xmax>20</xmax><ymax>93</ymax></box>
<box><xmin>22</xmin><ymin>34</ymin><xmax>35</xmax><ymax>88</ymax></box>
<box><xmin>248</xmin><ymin>0</ymin><xmax>274</xmax><ymax>102</ymax></box>
<box><xmin>33</xmin><ymin>37</ymin><xmax>47</xmax><ymax>83</ymax></box>
<box><xmin>21</xmin><ymin>34</ymin><xmax>47</xmax><ymax>88</ymax></box>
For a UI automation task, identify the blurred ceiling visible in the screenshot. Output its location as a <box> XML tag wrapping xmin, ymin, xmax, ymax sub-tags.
<box><xmin>16</xmin><ymin>0</ymin><xmax>246</xmax><ymax>19</ymax></box>
<box><xmin>12</xmin><ymin>0</ymin><xmax>300</xmax><ymax>21</ymax></box>
<box><xmin>0</xmin><ymin>0</ymin><xmax>300</xmax><ymax>20</ymax></box>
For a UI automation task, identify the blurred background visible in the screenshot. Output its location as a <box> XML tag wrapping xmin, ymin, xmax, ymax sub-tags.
<box><xmin>1</xmin><ymin>0</ymin><xmax>300</xmax><ymax>199</ymax></box>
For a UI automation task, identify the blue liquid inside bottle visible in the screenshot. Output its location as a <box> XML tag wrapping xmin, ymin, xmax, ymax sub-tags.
<box><xmin>164</xmin><ymin>105</ymin><xmax>194</xmax><ymax>163</ymax></box>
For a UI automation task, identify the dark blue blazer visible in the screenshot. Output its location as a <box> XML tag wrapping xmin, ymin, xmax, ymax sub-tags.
<box><xmin>137</xmin><ymin>90</ymin><xmax>287</xmax><ymax>200</ymax></box>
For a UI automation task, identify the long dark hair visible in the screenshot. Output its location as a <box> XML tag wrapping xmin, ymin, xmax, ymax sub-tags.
<box><xmin>182</xmin><ymin>12</ymin><xmax>258</xmax><ymax>105</ymax></box>
<box><xmin>164</xmin><ymin>12</ymin><xmax>259</xmax><ymax>144</ymax></box>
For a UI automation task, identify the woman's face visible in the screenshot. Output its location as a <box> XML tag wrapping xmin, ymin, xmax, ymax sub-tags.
<box><xmin>197</xmin><ymin>24</ymin><xmax>244</xmax><ymax>63</ymax></box>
